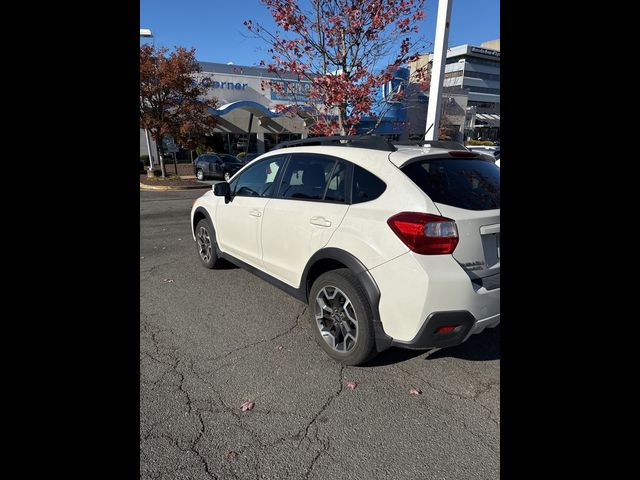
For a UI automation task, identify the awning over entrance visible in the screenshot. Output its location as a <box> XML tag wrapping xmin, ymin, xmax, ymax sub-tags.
<box><xmin>475</xmin><ymin>113</ymin><xmax>500</xmax><ymax>127</ymax></box>
<box><xmin>209</xmin><ymin>101</ymin><xmax>276</xmax><ymax>118</ymax></box>
<box><xmin>208</xmin><ymin>101</ymin><xmax>315</xmax><ymax>120</ymax></box>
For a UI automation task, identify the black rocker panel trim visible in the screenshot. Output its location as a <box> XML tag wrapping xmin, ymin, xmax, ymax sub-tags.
<box><xmin>218</xmin><ymin>252</ymin><xmax>307</xmax><ymax>303</ymax></box>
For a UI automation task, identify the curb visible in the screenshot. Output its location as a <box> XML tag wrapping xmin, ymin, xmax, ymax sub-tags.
<box><xmin>140</xmin><ymin>182</ymin><xmax>210</xmax><ymax>191</ymax></box>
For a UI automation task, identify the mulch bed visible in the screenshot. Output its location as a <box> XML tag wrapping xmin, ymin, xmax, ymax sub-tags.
<box><xmin>140</xmin><ymin>175</ymin><xmax>203</xmax><ymax>187</ymax></box>
<box><xmin>142</xmin><ymin>162</ymin><xmax>195</xmax><ymax>177</ymax></box>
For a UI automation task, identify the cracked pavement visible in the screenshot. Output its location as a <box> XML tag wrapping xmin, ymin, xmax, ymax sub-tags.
<box><xmin>140</xmin><ymin>190</ymin><xmax>500</xmax><ymax>479</ymax></box>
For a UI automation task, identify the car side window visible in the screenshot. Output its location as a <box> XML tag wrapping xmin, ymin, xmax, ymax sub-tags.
<box><xmin>234</xmin><ymin>156</ymin><xmax>285</xmax><ymax>198</ymax></box>
<box><xmin>323</xmin><ymin>160</ymin><xmax>347</xmax><ymax>202</ymax></box>
<box><xmin>278</xmin><ymin>154</ymin><xmax>336</xmax><ymax>201</ymax></box>
<box><xmin>352</xmin><ymin>165</ymin><xmax>386</xmax><ymax>203</ymax></box>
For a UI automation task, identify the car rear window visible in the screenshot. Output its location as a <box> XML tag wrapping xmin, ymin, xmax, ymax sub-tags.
<box><xmin>401</xmin><ymin>158</ymin><xmax>500</xmax><ymax>210</ymax></box>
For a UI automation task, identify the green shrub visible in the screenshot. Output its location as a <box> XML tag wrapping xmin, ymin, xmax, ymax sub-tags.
<box><xmin>236</xmin><ymin>151</ymin><xmax>247</xmax><ymax>158</ymax></box>
<box><xmin>196</xmin><ymin>145</ymin><xmax>214</xmax><ymax>156</ymax></box>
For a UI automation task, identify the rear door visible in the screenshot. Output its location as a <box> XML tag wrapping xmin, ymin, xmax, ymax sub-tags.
<box><xmin>401</xmin><ymin>156</ymin><xmax>500</xmax><ymax>281</ymax></box>
<box><xmin>212</xmin><ymin>156</ymin><xmax>224</xmax><ymax>177</ymax></box>
<box><xmin>261</xmin><ymin>153</ymin><xmax>350</xmax><ymax>287</ymax></box>
<box><xmin>202</xmin><ymin>155</ymin><xmax>218</xmax><ymax>177</ymax></box>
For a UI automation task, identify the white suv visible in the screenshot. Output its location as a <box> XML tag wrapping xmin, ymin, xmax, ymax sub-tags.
<box><xmin>191</xmin><ymin>136</ymin><xmax>500</xmax><ymax>365</ymax></box>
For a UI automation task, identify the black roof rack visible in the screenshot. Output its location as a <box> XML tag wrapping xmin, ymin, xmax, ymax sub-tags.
<box><xmin>393</xmin><ymin>140</ymin><xmax>469</xmax><ymax>151</ymax></box>
<box><xmin>272</xmin><ymin>135</ymin><xmax>397</xmax><ymax>152</ymax></box>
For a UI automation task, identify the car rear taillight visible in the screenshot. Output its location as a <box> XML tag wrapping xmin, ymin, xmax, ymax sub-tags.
<box><xmin>387</xmin><ymin>212</ymin><xmax>459</xmax><ymax>255</ymax></box>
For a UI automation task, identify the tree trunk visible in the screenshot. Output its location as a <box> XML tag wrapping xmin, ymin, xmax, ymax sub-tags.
<box><xmin>338</xmin><ymin>106</ymin><xmax>347</xmax><ymax>136</ymax></box>
<box><xmin>172</xmin><ymin>152</ymin><xmax>178</xmax><ymax>176</ymax></box>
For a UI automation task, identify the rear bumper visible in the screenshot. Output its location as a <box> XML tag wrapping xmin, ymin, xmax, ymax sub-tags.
<box><xmin>390</xmin><ymin>310</ymin><xmax>500</xmax><ymax>350</ymax></box>
<box><xmin>368</xmin><ymin>252</ymin><xmax>500</xmax><ymax>344</ymax></box>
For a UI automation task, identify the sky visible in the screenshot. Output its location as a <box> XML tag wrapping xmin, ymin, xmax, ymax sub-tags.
<box><xmin>140</xmin><ymin>0</ymin><xmax>499</xmax><ymax>66</ymax></box>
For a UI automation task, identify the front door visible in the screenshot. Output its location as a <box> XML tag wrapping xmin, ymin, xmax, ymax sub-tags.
<box><xmin>215</xmin><ymin>156</ymin><xmax>287</xmax><ymax>268</ymax></box>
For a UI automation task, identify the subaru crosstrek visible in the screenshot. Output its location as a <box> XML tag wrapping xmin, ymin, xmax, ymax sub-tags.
<box><xmin>191</xmin><ymin>136</ymin><xmax>500</xmax><ymax>365</ymax></box>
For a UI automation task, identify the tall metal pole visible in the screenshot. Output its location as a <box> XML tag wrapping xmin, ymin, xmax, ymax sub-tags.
<box><xmin>424</xmin><ymin>0</ymin><xmax>453</xmax><ymax>141</ymax></box>
<box><xmin>141</xmin><ymin>29</ymin><xmax>155</xmax><ymax>169</ymax></box>
<box><xmin>145</xmin><ymin>128</ymin><xmax>154</xmax><ymax>168</ymax></box>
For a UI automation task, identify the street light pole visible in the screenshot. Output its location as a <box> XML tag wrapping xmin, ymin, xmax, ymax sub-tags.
<box><xmin>140</xmin><ymin>28</ymin><xmax>155</xmax><ymax>170</ymax></box>
<box><xmin>144</xmin><ymin>128</ymin><xmax>154</xmax><ymax>169</ymax></box>
<box><xmin>424</xmin><ymin>0</ymin><xmax>453</xmax><ymax>141</ymax></box>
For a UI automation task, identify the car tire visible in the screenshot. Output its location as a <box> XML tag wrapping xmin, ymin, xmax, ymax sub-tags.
<box><xmin>224</xmin><ymin>171</ymin><xmax>231</xmax><ymax>182</ymax></box>
<box><xmin>195</xmin><ymin>218</ymin><xmax>221</xmax><ymax>269</ymax></box>
<box><xmin>309</xmin><ymin>269</ymin><xmax>377</xmax><ymax>366</ymax></box>
<box><xmin>196</xmin><ymin>169</ymin><xmax>205</xmax><ymax>181</ymax></box>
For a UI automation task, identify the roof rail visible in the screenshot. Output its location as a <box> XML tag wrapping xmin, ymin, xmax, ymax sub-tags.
<box><xmin>394</xmin><ymin>140</ymin><xmax>469</xmax><ymax>151</ymax></box>
<box><xmin>272</xmin><ymin>135</ymin><xmax>397</xmax><ymax>152</ymax></box>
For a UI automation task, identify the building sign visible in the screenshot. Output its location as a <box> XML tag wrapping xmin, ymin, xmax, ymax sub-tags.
<box><xmin>470</xmin><ymin>47</ymin><xmax>500</xmax><ymax>59</ymax></box>
<box><xmin>211</xmin><ymin>81</ymin><xmax>248</xmax><ymax>90</ymax></box>
<box><xmin>162</xmin><ymin>135</ymin><xmax>179</xmax><ymax>153</ymax></box>
<box><xmin>269</xmin><ymin>80</ymin><xmax>312</xmax><ymax>101</ymax></box>
<box><xmin>195</xmin><ymin>70</ymin><xmax>313</xmax><ymax>106</ymax></box>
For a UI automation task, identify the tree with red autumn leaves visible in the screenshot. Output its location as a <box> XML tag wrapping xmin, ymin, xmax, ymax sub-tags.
<box><xmin>140</xmin><ymin>45</ymin><xmax>218</xmax><ymax>177</ymax></box>
<box><xmin>245</xmin><ymin>0</ymin><xmax>429</xmax><ymax>136</ymax></box>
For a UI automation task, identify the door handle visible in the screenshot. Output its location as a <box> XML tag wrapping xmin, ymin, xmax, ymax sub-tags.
<box><xmin>310</xmin><ymin>216</ymin><xmax>331</xmax><ymax>227</ymax></box>
<box><xmin>249</xmin><ymin>209</ymin><xmax>262</xmax><ymax>217</ymax></box>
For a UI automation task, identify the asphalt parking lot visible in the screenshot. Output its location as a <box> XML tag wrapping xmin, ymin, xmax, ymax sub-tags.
<box><xmin>140</xmin><ymin>189</ymin><xmax>500</xmax><ymax>480</ymax></box>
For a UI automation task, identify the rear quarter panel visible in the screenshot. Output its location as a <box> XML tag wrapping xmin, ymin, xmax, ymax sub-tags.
<box><xmin>327</xmin><ymin>159</ymin><xmax>442</xmax><ymax>270</ymax></box>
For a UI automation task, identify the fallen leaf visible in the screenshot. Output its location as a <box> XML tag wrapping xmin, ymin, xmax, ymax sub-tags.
<box><xmin>140</xmin><ymin>256</ymin><xmax>145</xmax><ymax>259</ymax></box>
<box><xmin>163</xmin><ymin>279</ymin><xmax>174</xmax><ymax>283</ymax></box>
<box><xmin>276</xmin><ymin>345</ymin><xmax>284</xmax><ymax>351</ymax></box>
<box><xmin>224</xmin><ymin>451</ymin><xmax>237</xmax><ymax>460</ymax></box>
<box><xmin>409</xmin><ymin>387</ymin><xmax>422</xmax><ymax>396</ymax></box>
<box><xmin>178</xmin><ymin>238</ymin><xmax>182</xmax><ymax>241</ymax></box>
<box><xmin>240</xmin><ymin>401</ymin><xmax>254</xmax><ymax>411</ymax></box>
<box><xmin>346</xmin><ymin>381</ymin><xmax>358</xmax><ymax>390</ymax></box>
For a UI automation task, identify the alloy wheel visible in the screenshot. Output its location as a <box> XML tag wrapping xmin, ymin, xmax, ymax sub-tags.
<box><xmin>196</xmin><ymin>226</ymin><xmax>212</xmax><ymax>262</ymax></box>
<box><xmin>314</xmin><ymin>286</ymin><xmax>358</xmax><ymax>353</ymax></box>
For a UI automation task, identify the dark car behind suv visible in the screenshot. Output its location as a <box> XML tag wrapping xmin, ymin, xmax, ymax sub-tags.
<box><xmin>194</xmin><ymin>154</ymin><xmax>244</xmax><ymax>181</ymax></box>
<box><xmin>240</xmin><ymin>153</ymin><xmax>261</xmax><ymax>164</ymax></box>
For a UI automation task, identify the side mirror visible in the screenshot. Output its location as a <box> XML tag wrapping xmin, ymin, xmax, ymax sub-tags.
<box><xmin>213</xmin><ymin>182</ymin><xmax>231</xmax><ymax>203</ymax></box>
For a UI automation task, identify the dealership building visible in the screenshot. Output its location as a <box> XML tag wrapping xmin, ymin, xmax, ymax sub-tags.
<box><xmin>140</xmin><ymin>61</ymin><xmax>412</xmax><ymax>162</ymax></box>
<box><xmin>140</xmin><ymin>40</ymin><xmax>500</xmax><ymax>161</ymax></box>
<box><xmin>140</xmin><ymin>62</ymin><xmax>315</xmax><ymax>162</ymax></box>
